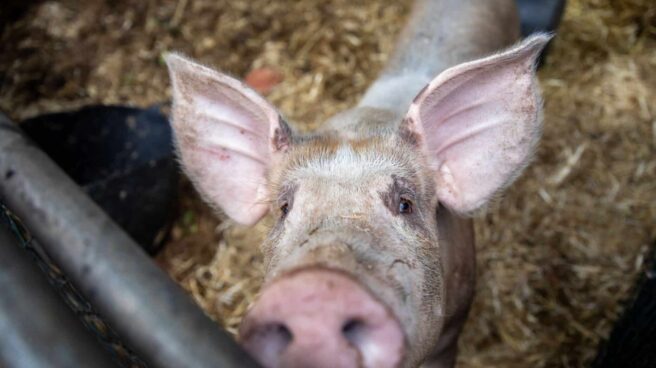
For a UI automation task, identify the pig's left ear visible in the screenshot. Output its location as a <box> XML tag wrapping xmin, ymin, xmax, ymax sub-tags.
<box><xmin>401</xmin><ymin>34</ymin><xmax>551</xmax><ymax>214</ymax></box>
<box><xmin>165</xmin><ymin>54</ymin><xmax>291</xmax><ymax>226</ymax></box>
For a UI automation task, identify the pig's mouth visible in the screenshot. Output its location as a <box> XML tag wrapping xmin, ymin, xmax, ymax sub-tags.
<box><xmin>239</xmin><ymin>268</ymin><xmax>406</xmax><ymax>368</ymax></box>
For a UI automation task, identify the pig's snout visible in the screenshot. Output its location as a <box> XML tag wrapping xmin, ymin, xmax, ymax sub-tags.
<box><xmin>239</xmin><ymin>269</ymin><xmax>405</xmax><ymax>368</ymax></box>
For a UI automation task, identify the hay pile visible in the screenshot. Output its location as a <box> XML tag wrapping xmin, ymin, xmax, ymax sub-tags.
<box><xmin>1</xmin><ymin>0</ymin><xmax>654</xmax><ymax>367</ymax></box>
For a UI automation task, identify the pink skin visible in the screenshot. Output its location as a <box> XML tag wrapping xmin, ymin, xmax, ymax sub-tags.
<box><xmin>240</xmin><ymin>269</ymin><xmax>405</xmax><ymax>368</ymax></box>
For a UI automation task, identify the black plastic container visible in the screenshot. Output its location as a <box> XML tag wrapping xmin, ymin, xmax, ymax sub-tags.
<box><xmin>20</xmin><ymin>105</ymin><xmax>179</xmax><ymax>255</ymax></box>
<box><xmin>517</xmin><ymin>0</ymin><xmax>567</xmax><ymax>65</ymax></box>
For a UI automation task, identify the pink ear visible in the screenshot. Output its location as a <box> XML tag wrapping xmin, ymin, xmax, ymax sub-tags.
<box><xmin>403</xmin><ymin>34</ymin><xmax>552</xmax><ymax>214</ymax></box>
<box><xmin>165</xmin><ymin>54</ymin><xmax>290</xmax><ymax>225</ymax></box>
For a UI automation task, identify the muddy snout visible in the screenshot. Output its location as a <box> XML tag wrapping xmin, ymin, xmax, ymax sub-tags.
<box><xmin>239</xmin><ymin>269</ymin><xmax>405</xmax><ymax>368</ymax></box>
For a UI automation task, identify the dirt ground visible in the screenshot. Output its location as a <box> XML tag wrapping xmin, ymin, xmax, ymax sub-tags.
<box><xmin>1</xmin><ymin>1</ymin><xmax>655</xmax><ymax>367</ymax></box>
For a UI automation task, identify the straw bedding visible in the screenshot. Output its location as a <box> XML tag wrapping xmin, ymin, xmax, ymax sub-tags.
<box><xmin>1</xmin><ymin>0</ymin><xmax>654</xmax><ymax>366</ymax></box>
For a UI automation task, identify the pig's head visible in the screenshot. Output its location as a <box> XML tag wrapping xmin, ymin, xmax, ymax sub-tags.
<box><xmin>165</xmin><ymin>34</ymin><xmax>549</xmax><ymax>368</ymax></box>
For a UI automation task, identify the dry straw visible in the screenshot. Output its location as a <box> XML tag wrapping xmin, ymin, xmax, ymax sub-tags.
<box><xmin>1</xmin><ymin>0</ymin><xmax>654</xmax><ymax>367</ymax></box>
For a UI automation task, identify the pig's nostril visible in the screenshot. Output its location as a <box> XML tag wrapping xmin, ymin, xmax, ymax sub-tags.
<box><xmin>243</xmin><ymin>322</ymin><xmax>293</xmax><ymax>363</ymax></box>
<box><xmin>342</xmin><ymin>318</ymin><xmax>367</xmax><ymax>346</ymax></box>
<box><xmin>269</xmin><ymin>323</ymin><xmax>293</xmax><ymax>348</ymax></box>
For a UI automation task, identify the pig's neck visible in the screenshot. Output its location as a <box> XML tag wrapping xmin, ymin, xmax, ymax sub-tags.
<box><xmin>358</xmin><ymin>0</ymin><xmax>520</xmax><ymax>116</ymax></box>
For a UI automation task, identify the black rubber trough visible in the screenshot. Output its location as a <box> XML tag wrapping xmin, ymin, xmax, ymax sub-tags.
<box><xmin>19</xmin><ymin>105</ymin><xmax>179</xmax><ymax>255</ymax></box>
<box><xmin>0</xmin><ymin>112</ymin><xmax>259</xmax><ymax>368</ymax></box>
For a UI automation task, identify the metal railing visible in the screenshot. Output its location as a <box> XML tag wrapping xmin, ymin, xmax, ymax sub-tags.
<box><xmin>0</xmin><ymin>113</ymin><xmax>260</xmax><ymax>368</ymax></box>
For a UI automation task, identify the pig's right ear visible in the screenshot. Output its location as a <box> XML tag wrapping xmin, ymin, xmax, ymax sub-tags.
<box><xmin>165</xmin><ymin>54</ymin><xmax>291</xmax><ymax>226</ymax></box>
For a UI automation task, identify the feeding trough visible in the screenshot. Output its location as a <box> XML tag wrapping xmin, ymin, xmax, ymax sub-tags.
<box><xmin>20</xmin><ymin>105</ymin><xmax>178</xmax><ymax>254</ymax></box>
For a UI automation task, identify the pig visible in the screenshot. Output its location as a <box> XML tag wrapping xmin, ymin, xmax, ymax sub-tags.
<box><xmin>164</xmin><ymin>0</ymin><xmax>551</xmax><ymax>367</ymax></box>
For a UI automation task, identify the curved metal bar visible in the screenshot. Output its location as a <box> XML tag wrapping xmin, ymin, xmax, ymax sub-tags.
<box><xmin>0</xmin><ymin>113</ymin><xmax>260</xmax><ymax>368</ymax></box>
<box><xmin>0</xmin><ymin>223</ymin><xmax>117</xmax><ymax>368</ymax></box>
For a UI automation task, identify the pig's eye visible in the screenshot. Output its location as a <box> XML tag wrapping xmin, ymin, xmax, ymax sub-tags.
<box><xmin>280</xmin><ymin>202</ymin><xmax>289</xmax><ymax>216</ymax></box>
<box><xmin>277</xmin><ymin>183</ymin><xmax>297</xmax><ymax>221</ymax></box>
<box><xmin>398</xmin><ymin>197</ymin><xmax>413</xmax><ymax>214</ymax></box>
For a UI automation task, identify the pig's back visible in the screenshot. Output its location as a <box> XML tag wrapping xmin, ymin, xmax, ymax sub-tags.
<box><xmin>319</xmin><ymin>106</ymin><xmax>400</xmax><ymax>141</ymax></box>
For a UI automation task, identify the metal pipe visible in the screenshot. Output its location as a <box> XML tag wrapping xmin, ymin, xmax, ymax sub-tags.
<box><xmin>0</xmin><ymin>113</ymin><xmax>260</xmax><ymax>368</ymax></box>
<box><xmin>0</xmin><ymin>223</ymin><xmax>118</xmax><ymax>368</ymax></box>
